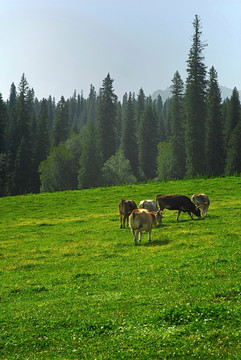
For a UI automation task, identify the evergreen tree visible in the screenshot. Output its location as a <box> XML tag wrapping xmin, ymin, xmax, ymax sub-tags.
<box><xmin>138</xmin><ymin>102</ymin><xmax>158</xmax><ymax>179</ymax></box>
<box><xmin>136</xmin><ymin>88</ymin><xmax>145</xmax><ymax>130</ymax></box>
<box><xmin>169</xmin><ymin>71</ymin><xmax>185</xmax><ymax>179</ymax></box>
<box><xmin>53</xmin><ymin>96</ymin><xmax>69</xmax><ymax>146</ymax></box>
<box><xmin>184</xmin><ymin>15</ymin><xmax>207</xmax><ymax>177</ymax></box>
<box><xmin>78</xmin><ymin>122</ymin><xmax>101</xmax><ymax>189</ymax></box>
<box><xmin>86</xmin><ymin>85</ymin><xmax>97</xmax><ymax>124</ymax></box>
<box><xmin>32</xmin><ymin>99</ymin><xmax>50</xmax><ymax>192</ymax></box>
<box><xmin>0</xmin><ymin>94</ymin><xmax>7</xmax><ymax>196</ymax></box>
<box><xmin>7</xmin><ymin>74</ymin><xmax>33</xmax><ymax>194</ymax></box>
<box><xmin>225</xmin><ymin>121</ymin><xmax>241</xmax><ymax>175</ymax></box>
<box><xmin>205</xmin><ymin>66</ymin><xmax>225</xmax><ymax>176</ymax></box>
<box><xmin>121</xmin><ymin>92</ymin><xmax>139</xmax><ymax>177</ymax></box>
<box><xmin>224</xmin><ymin>87</ymin><xmax>241</xmax><ymax>149</ymax></box>
<box><xmin>96</xmin><ymin>73</ymin><xmax>117</xmax><ymax>164</ymax></box>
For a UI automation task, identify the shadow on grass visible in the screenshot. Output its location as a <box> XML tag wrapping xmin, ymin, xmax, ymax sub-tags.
<box><xmin>144</xmin><ymin>237</ymin><xmax>170</xmax><ymax>247</ymax></box>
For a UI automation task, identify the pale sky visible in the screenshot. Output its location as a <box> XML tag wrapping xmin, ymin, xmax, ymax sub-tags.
<box><xmin>1</xmin><ymin>0</ymin><xmax>240</xmax><ymax>101</ymax></box>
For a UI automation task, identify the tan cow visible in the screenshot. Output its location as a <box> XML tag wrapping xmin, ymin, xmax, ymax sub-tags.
<box><xmin>129</xmin><ymin>208</ymin><xmax>162</xmax><ymax>245</ymax></box>
<box><xmin>191</xmin><ymin>194</ymin><xmax>210</xmax><ymax>217</ymax></box>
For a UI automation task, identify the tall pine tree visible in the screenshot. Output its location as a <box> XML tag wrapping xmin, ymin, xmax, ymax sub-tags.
<box><xmin>121</xmin><ymin>92</ymin><xmax>139</xmax><ymax>177</ymax></box>
<box><xmin>138</xmin><ymin>102</ymin><xmax>158</xmax><ymax>179</ymax></box>
<box><xmin>184</xmin><ymin>15</ymin><xmax>207</xmax><ymax>177</ymax></box>
<box><xmin>205</xmin><ymin>66</ymin><xmax>224</xmax><ymax>176</ymax></box>
<box><xmin>96</xmin><ymin>73</ymin><xmax>117</xmax><ymax>164</ymax></box>
<box><xmin>169</xmin><ymin>71</ymin><xmax>185</xmax><ymax>179</ymax></box>
<box><xmin>53</xmin><ymin>96</ymin><xmax>70</xmax><ymax>146</ymax></box>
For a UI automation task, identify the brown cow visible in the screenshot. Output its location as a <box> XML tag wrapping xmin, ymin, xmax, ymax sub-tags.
<box><xmin>129</xmin><ymin>208</ymin><xmax>162</xmax><ymax>245</ymax></box>
<box><xmin>191</xmin><ymin>194</ymin><xmax>210</xmax><ymax>217</ymax></box>
<box><xmin>119</xmin><ymin>199</ymin><xmax>137</xmax><ymax>228</ymax></box>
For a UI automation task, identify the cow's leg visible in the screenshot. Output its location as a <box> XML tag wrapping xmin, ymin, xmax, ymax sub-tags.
<box><xmin>138</xmin><ymin>231</ymin><xmax>142</xmax><ymax>242</ymax></box>
<box><xmin>188</xmin><ymin>212</ymin><xmax>193</xmax><ymax>219</ymax></box>
<box><xmin>176</xmin><ymin>210</ymin><xmax>181</xmax><ymax>221</ymax></box>
<box><xmin>135</xmin><ymin>230</ymin><xmax>140</xmax><ymax>246</ymax></box>
<box><xmin>123</xmin><ymin>216</ymin><xmax>126</xmax><ymax>228</ymax></box>
<box><xmin>148</xmin><ymin>230</ymin><xmax>152</xmax><ymax>242</ymax></box>
<box><xmin>120</xmin><ymin>214</ymin><xmax>123</xmax><ymax>228</ymax></box>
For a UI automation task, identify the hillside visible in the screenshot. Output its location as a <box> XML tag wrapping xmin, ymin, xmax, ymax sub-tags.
<box><xmin>0</xmin><ymin>177</ymin><xmax>240</xmax><ymax>359</ymax></box>
<box><xmin>152</xmin><ymin>86</ymin><xmax>241</xmax><ymax>102</ymax></box>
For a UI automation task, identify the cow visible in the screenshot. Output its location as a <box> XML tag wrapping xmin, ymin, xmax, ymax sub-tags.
<box><xmin>191</xmin><ymin>194</ymin><xmax>210</xmax><ymax>217</ymax></box>
<box><xmin>138</xmin><ymin>199</ymin><xmax>159</xmax><ymax>213</ymax></box>
<box><xmin>129</xmin><ymin>208</ymin><xmax>163</xmax><ymax>245</ymax></box>
<box><xmin>119</xmin><ymin>199</ymin><xmax>137</xmax><ymax>228</ymax></box>
<box><xmin>156</xmin><ymin>194</ymin><xmax>201</xmax><ymax>221</ymax></box>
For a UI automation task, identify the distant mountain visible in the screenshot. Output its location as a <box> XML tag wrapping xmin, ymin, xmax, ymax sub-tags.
<box><xmin>152</xmin><ymin>86</ymin><xmax>241</xmax><ymax>102</ymax></box>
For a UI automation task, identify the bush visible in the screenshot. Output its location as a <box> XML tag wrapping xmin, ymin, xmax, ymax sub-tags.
<box><xmin>101</xmin><ymin>150</ymin><xmax>136</xmax><ymax>186</ymax></box>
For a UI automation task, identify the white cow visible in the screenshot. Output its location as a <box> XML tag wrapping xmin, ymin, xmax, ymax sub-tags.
<box><xmin>138</xmin><ymin>199</ymin><xmax>158</xmax><ymax>212</ymax></box>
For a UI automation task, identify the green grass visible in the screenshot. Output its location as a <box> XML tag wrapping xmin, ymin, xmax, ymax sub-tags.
<box><xmin>0</xmin><ymin>177</ymin><xmax>240</xmax><ymax>359</ymax></box>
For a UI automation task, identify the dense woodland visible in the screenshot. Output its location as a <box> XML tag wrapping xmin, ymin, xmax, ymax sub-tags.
<box><xmin>0</xmin><ymin>15</ymin><xmax>240</xmax><ymax>197</ymax></box>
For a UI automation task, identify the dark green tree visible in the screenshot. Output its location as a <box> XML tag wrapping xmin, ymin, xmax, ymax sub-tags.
<box><xmin>138</xmin><ymin>102</ymin><xmax>158</xmax><ymax>179</ymax></box>
<box><xmin>32</xmin><ymin>99</ymin><xmax>50</xmax><ymax>192</ymax></box>
<box><xmin>7</xmin><ymin>74</ymin><xmax>33</xmax><ymax>194</ymax></box>
<box><xmin>96</xmin><ymin>73</ymin><xmax>117</xmax><ymax>164</ymax></box>
<box><xmin>184</xmin><ymin>15</ymin><xmax>207</xmax><ymax>177</ymax></box>
<box><xmin>121</xmin><ymin>92</ymin><xmax>139</xmax><ymax>177</ymax></box>
<box><xmin>53</xmin><ymin>96</ymin><xmax>70</xmax><ymax>146</ymax></box>
<box><xmin>224</xmin><ymin>87</ymin><xmax>241</xmax><ymax>150</ymax></box>
<box><xmin>205</xmin><ymin>66</ymin><xmax>224</xmax><ymax>176</ymax></box>
<box><xmin>78</xmin><ymin>122</ymin><xmax>102</xmax><ymax>189</ymax></box>
<box><xmin>0</xmin><ymin>94</ymin><xmax>7</xmax><ymax>196</ymax></box>
<box><xmin>136</xmin><ymin>88</ymin><xmax>145</xmax><ymax>130</ymax></box>
<box><xmin>169</xmin><ymin>71</ymin><xmax>185</xmax><ymax>179</ymax></box>
<box><xmin>225</xmin><ymin>121</ymin><xmax>241</xmax><ymax>175</ymax></box>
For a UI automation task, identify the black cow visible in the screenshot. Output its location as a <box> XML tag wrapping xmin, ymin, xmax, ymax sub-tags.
<box><xmin>156</xmin><ymin>194</ymin><xmax>201</xmax><ymax>221</ymax></box>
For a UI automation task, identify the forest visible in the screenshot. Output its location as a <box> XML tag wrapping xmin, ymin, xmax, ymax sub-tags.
<box><xmin>0</xmin><ymin>15</ymin><xmax>240</xmax><ymax>197</ymax></box>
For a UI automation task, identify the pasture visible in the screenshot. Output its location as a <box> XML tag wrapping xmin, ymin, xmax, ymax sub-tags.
<box><xmin>0</xmin><ymin>177</ymin><xmax>240</xmax><ymax>359</ymax></box>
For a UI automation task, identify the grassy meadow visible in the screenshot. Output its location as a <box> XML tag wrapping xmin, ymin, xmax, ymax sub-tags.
<box><xmin>0</xmin><ymin>176</ymin><xmax>240</xmax><ymax>359</ymax></box>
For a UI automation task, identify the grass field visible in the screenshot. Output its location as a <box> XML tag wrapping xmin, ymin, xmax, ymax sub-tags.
<box><xmin>0</xmin><ymin>176</ymin><xmax>240</xmax><ymax>359</ymax></box>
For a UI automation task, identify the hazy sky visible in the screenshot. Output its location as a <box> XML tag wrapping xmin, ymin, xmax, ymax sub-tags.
<box><xmin>1</xmin><ymin>0</ymin><xmax>241</xmax><ymax>101</ymax></box>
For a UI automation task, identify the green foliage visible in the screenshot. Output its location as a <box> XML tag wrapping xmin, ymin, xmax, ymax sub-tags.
<box><xmin>39</xmin><ymin>147</ymin><xmax>76</xmax><ymax>192</ymax></box>
<box><xmin>206</xmin><ymin>67</ymin><xmax>225</xmax><ymax>176</ymax></box>
<box><xmin>101</xmin><ymin>150</ymin><xmax>136</xmax><ymax>186</ymax></box>
<box><xmin>78</xmin><ymin>123</ymin><xmax>102</xmax><ymax>189</ymax></box>
<box><xmin>138</xmin><ymin>103</ymin><xmax>158</xmax><ymax>179</ymax></box>
<box><xmin>225</xmin><ymin>122</ymin><xmax>241</xmax><ymax>175</ymax></box>
<box><xmin>97</xmin><ymin>73</ymin><xmax>117</xmax><ymax>164</ymax></box>
<box><xmin>157</xmin><ymin>141</ymin><xmax>172</xmax><ymax>180</ymax></box>
<box><xmin>0</xmin><ymin>177</ymin><xmax>240</xmax><ymax>359</ymax></box>
<box><xmin>52</xmin><ymin>96</ymin><xmax>69</xmax><ymax>146</ymax></box>
<box><xmin>184</xmin><ymin>15</ymin><xmax>207</xmax><ymax>177</ymax></box>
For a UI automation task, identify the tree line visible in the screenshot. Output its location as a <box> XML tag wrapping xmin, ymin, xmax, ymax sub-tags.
<box><xmin>0</xmin><ymin>15</ymin><xmax>240</xmax><ymax>197</ymax></box>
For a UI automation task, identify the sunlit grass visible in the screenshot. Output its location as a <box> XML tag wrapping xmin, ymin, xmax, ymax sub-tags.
<box><xmin>0</xmin><ymin>176</ymin><xmax>240</xmax><ymax>359</ymax></box>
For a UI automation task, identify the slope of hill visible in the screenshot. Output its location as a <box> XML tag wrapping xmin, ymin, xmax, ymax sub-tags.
<box><xmin>0</xmin><ymin>176</ymin><xmax>241</xmax><ymax>359</ymax></box>
<box><xmin>152</xmin><ymin>86</ymin><xmax>241</xmax><ymax>102</ymax></box>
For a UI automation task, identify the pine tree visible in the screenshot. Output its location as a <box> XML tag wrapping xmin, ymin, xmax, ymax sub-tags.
<box><xmin>7</xmin><ymin>74</ymin><xmax>33</xmax><ymax>194</ymax></box>
<box><xmin>121</xmin><ymin>92</ymin><xmax>138</xmax><ymax>177</ymax></box>
<box><xmin>138</xmin><ymin>102</ymin><xmax>158</xmax><ymax>179</ymax></box>
<box><xmin>224</xmin><ymin>87</ymin><xmax>241</xmax><ymax>149</ymax></box>
<box><xmin>184</xmin><ymin>15</ymin><xmax>207</xmax><ymax>177</ymax></box>
<box><xmin>78</xmin><ymin>122</ymin><xmax>102</xmax><ymax>189</ymax></box>
<box><xmin>169</xmin><ymin>71</ymin><xmax>185</xmax><ymax>179</ymax></box>
<box><xmin>225</xmin><ymin>121</ymin><xmax>241</xmax><ymax>175</ymax></box>
<box><xmin>53</xmin><ymin>96</ymin><xmax>70</xmax><ymax>146</ymax></box>
<box><xmin>205</xmin><ymin>66</ymin><xmax>224</xmax><ymax>176</ymax></box>
<box><xmin>0</xmin><ymin>94</ymin><xmax>7</xmax><ymax>196</ymax></box>
<box><xmin>96</xmin><ymin>73</ymin><xmax>117</xmax><ymax>164</ymax></box>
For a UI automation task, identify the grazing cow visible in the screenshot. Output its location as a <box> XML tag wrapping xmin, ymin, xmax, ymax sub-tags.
<box><xmin>119</xmin><ymin>199</ymin><xmax>137</xmax><ymax>228</ymax></box>
<box><xmin>138</xmin><ymin>199</ymin><xmax>159</xmax><ymax>213</ymax></box>
<box><xmin>156</xmin><ymin>194</ymin><xmax>201</xmax><ymax>221</ymax></box>
<box><xmin>129</xmin><ymin>208</ymin><xmax>162</xmax><ymax>245</ymax></box>
<box><xmin>191</xmin><ymin>194</ymin><xmax>210</xmax><ymax>217</ymax></box>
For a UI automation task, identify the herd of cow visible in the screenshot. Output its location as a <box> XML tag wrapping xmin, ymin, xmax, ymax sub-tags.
<box><xmin>118</xmin><ymin>194</ymin><xmax>210</xmax><ymax>245</ymax></box>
